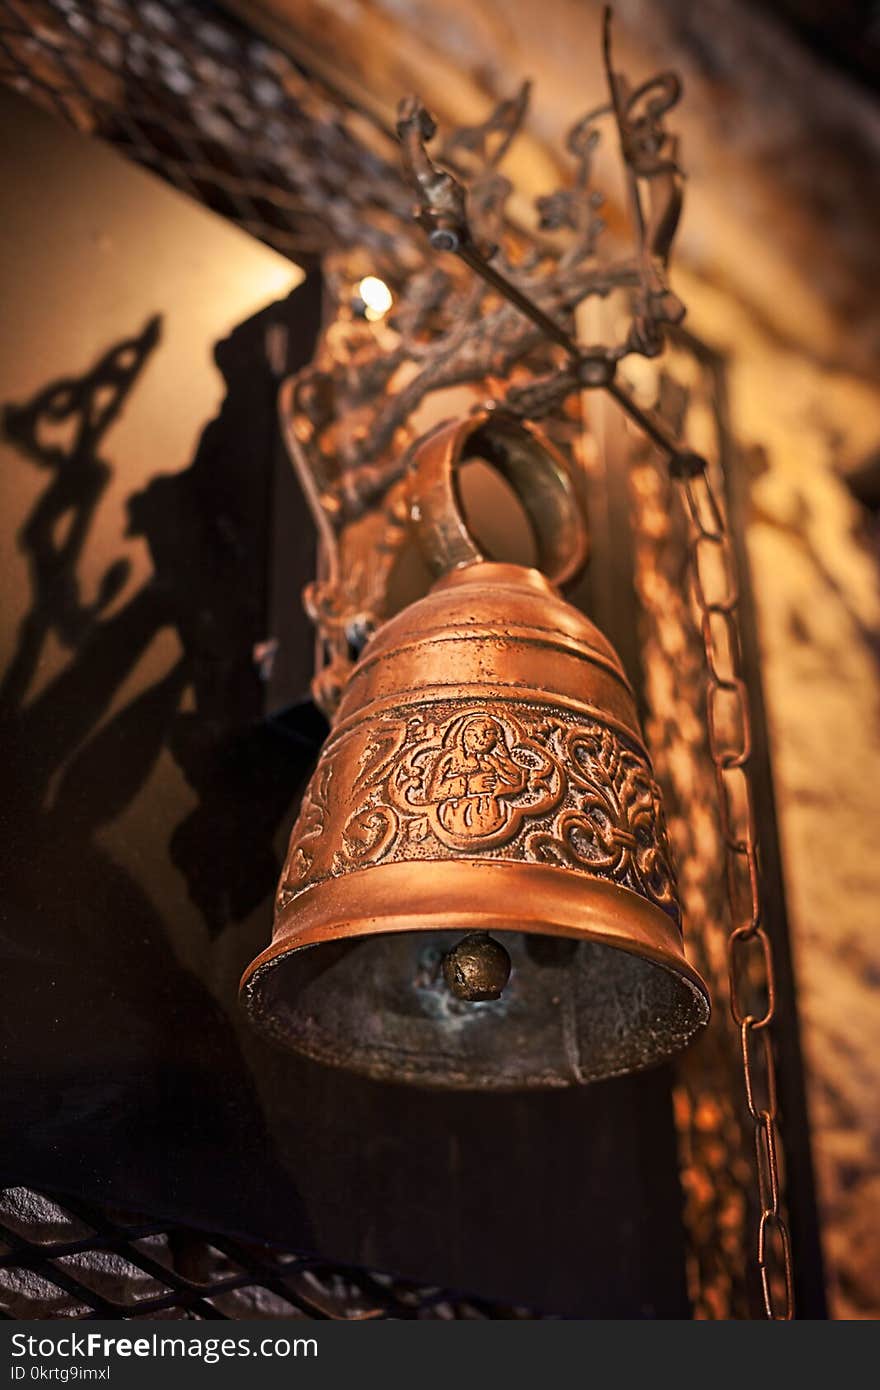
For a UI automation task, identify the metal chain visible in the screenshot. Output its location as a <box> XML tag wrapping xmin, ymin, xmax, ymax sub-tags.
<box><xmin>679</xmin><ymin>464</ymin><xmax>795</xmax><ymax>1320</ymax></box>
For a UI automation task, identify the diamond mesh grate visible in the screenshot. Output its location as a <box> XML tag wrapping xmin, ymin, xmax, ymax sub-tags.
<box><xmin>0</xmin><ymin>0</ymin><xmax>411</xmax><ymax>264</ymax></box>
<box><xmin>0</xmin><ymin>1187</ymin><xmax>538</xmax><ymax>1320</ymax></box>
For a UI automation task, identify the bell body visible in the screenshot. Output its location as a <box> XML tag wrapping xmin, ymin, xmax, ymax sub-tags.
<box><xmin>241</xmin><ymin>560</ymin><xmax>710</xmax><ymax>1088</ymax></box>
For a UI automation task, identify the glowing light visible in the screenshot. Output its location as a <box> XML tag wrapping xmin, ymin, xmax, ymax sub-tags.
<box><xmin>358</xmin><ymin>275</ymin><xmax>393</xmax><ymax>321</ymax></box>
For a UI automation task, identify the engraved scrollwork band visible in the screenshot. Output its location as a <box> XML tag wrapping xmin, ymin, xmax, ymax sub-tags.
<box><xmin>277</xmin><ymin>703</ymin><xmax>680</xmax><ymax>927</ymax></box>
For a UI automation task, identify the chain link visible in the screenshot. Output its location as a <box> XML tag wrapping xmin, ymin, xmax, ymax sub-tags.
<box><xmin>680</xmin><ymin>467</ymin><xmax>794</xmax><ymax>1319</ymax></box>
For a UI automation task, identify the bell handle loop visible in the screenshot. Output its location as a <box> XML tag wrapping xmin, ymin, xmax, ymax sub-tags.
<box><xmin>406</xmin><ymin>410</ymin><xmax>589</xmax><ymax>587</ymax></box>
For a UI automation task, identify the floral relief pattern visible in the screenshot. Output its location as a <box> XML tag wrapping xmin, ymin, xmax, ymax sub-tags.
<box><xmin>526</xmin><ymin>725</ymin><xmax>678</xmax><ymax>916</ymax></box>
<box><xmin>276</xmin><ymin>705</ymin><xmax>679</xmax><ymax>923</ymax></box>
<box><xmin>275</xmin><ymin>761</ymin><xmax>331</xmax><ymax>911</ymax></box>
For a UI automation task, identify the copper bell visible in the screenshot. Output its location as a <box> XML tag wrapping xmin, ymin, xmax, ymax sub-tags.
<box><xmin>241</xmin><ymin>412</ymin><xmax>710</xmax><ymax>1088</ymax></box>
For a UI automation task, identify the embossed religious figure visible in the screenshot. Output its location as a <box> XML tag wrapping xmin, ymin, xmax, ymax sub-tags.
<box><xmin>425</xmin><ymin>714</ymin><xmax>527</xmax><ymax>841</ymax></box>
<box><xmin>390</xmin><ymin>710</ymin><xmax>563</xmax><ymax>850</ymax></box>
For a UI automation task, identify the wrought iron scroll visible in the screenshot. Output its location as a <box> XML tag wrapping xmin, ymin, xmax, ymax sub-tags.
<box><xmin>282</xmin><ymin>9</ymin><xmax>696</xmax><ymax>716</ymax></box>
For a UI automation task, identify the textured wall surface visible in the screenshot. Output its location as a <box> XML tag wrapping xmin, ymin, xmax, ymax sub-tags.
<box><xmin>679</xmin><ymin>270</ymin><xmax>880</xmax><ymax>1320</ymax></box>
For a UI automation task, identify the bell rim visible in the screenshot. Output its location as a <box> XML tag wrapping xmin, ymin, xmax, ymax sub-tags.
<box><xmin>240</xmin><ymin>859</ymin><xmax>711</xmax><ymax>1052</ymax></box>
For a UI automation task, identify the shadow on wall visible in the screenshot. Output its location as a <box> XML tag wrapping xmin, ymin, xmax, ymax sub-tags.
<box><xmin>0</xmin><ymin>282</ymin><xmax>325</xmax><ymax>1242</ymax></box>
<box><xmin>0</xmin><ymin>283</ymin><xmax>692</xmax><ymax>1316</ymax></box>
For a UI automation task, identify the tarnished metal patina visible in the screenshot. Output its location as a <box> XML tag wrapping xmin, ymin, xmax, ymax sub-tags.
<box><xmin>241</xmin><ymin>414</ymin><xmax>710</xmax><ymax>1088</ymax></box>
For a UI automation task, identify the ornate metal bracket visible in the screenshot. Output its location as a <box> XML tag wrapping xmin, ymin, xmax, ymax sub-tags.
<box><xmin>280</xmin><ymin>6</ymin><xmax>707</xmax><ymax>716</ymax></box>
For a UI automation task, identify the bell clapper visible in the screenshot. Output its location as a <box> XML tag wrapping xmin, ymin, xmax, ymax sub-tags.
<box><xmin>442</xmin><ymin>931</ymin><xmax>511</xmax><ymax>1002</ymax></box>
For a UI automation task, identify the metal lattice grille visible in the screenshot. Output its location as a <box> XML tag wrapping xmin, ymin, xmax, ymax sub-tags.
<box><xmin>0</xmin><ymin>0</ymin><xmax>411</xmax><ymax>264</ymax></box>
<box><xmin>0</xmin><ymin>1188</ymin><xmax>538</xmax><ymax>1320</ymax></box>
